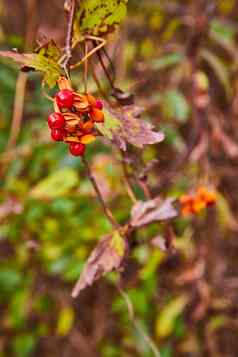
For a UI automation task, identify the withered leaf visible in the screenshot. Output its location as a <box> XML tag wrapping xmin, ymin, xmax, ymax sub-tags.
<box><xmin>98</xmin><ymin>103</ymin><xmax>164</xmax><ymax>151</ymax></box>
<box><xmin>131</xmin><ymin>198</ymin><xmax>177</xmax><ymax>228</ymax></box>
<box><xmin>72</xmin><ymin>232</ymin><xmax>128</xmax><ymax>298</ymax></box>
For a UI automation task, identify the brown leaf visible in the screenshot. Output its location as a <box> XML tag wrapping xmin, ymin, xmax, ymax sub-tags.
<box><xmin>0</xmin><ymin>51</ymin><xmax>34</xmax><ymax>66</ymax></box>
<box><xmin>102</xmin><ymin>103</ymin><xmax>164</xmax><ymax>150</ymax></box>
<box><xmin>131</xmin><ymin>198</ymin><xmax>177</xmax><ymax>227</ymax></box>
<box><xmin>72</xmin><ymin>232</ymin><xmax>128</xmax><ymax>298</ymax></box>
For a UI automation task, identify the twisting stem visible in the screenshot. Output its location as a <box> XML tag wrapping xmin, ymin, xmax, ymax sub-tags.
<box><xmin>82</xmin><ymin>156</ymin><xmax>120</xmax><ymax>229</ymax></box>
<box><xmin>61</xmin><ymin>0</ymin><xmax>77</xmax><ymax>75</ymax></box>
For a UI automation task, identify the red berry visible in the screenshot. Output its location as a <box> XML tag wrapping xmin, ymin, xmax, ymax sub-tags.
<box><xmin>51</xmin><ymin>128</ymin><xmax>64</xmax><ymax>141</ymax></box>
<box><xmin>69</xmin><ymin>142</ymin><xmax>85</xmax><ymax>156</ymax></box>
<box><xmin>48</xmin><ymin>113</ymin><xmax>65</xmax><ymax>129</ymax></box>
<box><xmin>56</xmin><ymin>89</ymin><xmax>74</xmax><ymax>109</ymax></box>
<box><xmin>95</xmin><ymin>99</ymin><xmax>103</xmax><ymax>110</ymax></box>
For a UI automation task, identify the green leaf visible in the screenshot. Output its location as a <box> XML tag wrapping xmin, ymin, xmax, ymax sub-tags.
<box><xmin>12</xmin><ymin>335</ymin><xmax>36</xmax><ymax>357</ymax></box>
<box><xmin>30</xmin><ymin>40</ymin><xmax>62</xmax><ymax>88</ymax></box>
<box><xmin>0</xmin><ymin>268</ymin><xmax>22</xmax><ymax>294</ymax></box>
<box><xmin>150</xmin><ymin>53</ymin><xmax>184</xmax><ymax>71</ymax></box>
<box><xmin>95</xmin><ymin>108</ymin><xmax>122</xmax><ymax>140</ymax></box>
<box><xmin>162</xmin><ymin>90</ymin><xmax>190</xmax><ymax>122</ymax></box>
<box><xmin>30</xmin><ymin>168</ymin><xmax>79</xmax><ymax>200</ymax></box>
<box><xmin>210</xmin><ymin>19</ymin><xmax>235</xmax><ymax>41</ymax></box>
<box><xmin>74</xmin><ymin>0</ymin><xmax>128</xmax><ymax>38</ymax></box>
<box><xmin>0</xmin><ymin>40</ymin><xmax>62</xmax><ymax>88</ymax></box>
<box><xmin>156</xmin><ymin>295</ymin><xmax>188</xmax><ymax>338</ymax></box>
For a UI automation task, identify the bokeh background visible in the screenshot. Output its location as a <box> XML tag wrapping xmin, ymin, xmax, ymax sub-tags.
<box><xmin>1</xmin><ymin>0</ymin><xmax>238</xmax><ymax>356</ymax></box>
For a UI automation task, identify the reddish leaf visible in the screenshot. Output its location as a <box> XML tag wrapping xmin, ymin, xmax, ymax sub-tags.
<box><xmin>131</xmin><ymin>198</ymin><xmax>177</xmax><ymax>227</ymax></box>
<box><xmin>99</xmin><ymin>103</ymin><xmax>164</xmax><ymax>150</ymax></box>
<box><xmin>72</xmin><ymin>232</ymin><xmax>128</xmax><ymax>298</ymax></box>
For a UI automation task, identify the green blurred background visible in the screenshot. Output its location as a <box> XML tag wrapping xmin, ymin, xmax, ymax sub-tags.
<box><xmin>1</xmin><ymin>0</ymin><xmax>238</xmax><ymax>356</ymax></box>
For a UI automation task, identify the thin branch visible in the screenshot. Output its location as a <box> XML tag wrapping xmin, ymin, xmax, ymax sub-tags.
<box><xmin>93</xmin><ymin>40</ymin><xmax>115</xmax><ymax>89</ymax></box>
<box><xmin>84</xmin><ymin>41</ymin><xmax>88</xmax><ymax>93</ymax></box>
<box><xmin>61</xmin><ymin>0</ymin><xmax>77</xmax><ymax>74</ymax></box>
<box><xmin>118</xmin><ymin>286</ymin><xmax>161</xmax><ymax>357</ymax></box>
<box><xmin>120</xmin><ymin>152</ymin><xmax>137</xmax><ymax>204</ymax></box>
<box><xmin>82</xmin><ymin>156</ymin><xmax>120</xmax><ymax>229</ymax></box>
<box><xmin>137</xmin><ymin>178</ymin><xmax>152</xmax><ymax>200</ymax></box>
<box><xmin>101</xmin><ymin>46</ymin><xmax>116</xmax><ymax>83</ymax></box>
<box><xmin>90</xmin><ymin>59</ymin><xmax>108</xmax><ymax>99</ymax></box>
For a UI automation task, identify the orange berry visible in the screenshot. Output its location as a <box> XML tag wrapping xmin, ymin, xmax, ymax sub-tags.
<box><xmin>180</xmin><ymin>194</ymin><xmax>193</xmax><ymax>205</ymax></box>
<box><xmin>181</xmin><ymin>205</ymin><xmax>193</xmax><ymax>216</ymax></box>
<box><xmin>90</xmin><ymin>108</ymin><xmax>104</xmax><ymax>123</ymax></box>
<box><xmin>192</xmin><ymin>198</ymin><xmax>206</xmax><ymax>213</ymax></box>
<box><xmin>205</xmin><ymin>192</ymin><xmax>217</xmax><ymax>206</ymax></box>
<box><xmin>82</xmin><ymin>120</ymin><xmax>94</xmax><ymax>133</ymax></box>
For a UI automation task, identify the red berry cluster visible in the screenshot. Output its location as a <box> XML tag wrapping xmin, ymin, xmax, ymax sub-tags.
<box><xmin>47</xmin><ymin>77</ymin><xmax>104</xmax><ymax>157</ymax></box>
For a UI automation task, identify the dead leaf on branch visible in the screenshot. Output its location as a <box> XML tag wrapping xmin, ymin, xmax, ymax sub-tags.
<box><xmin>131</xmin><ymin>198</ymin><xmax>177</xmax><ymax>228</ymax></box>
<box><xmin>72</xmin><ymin>231</ymin><xmax>128</xmax><ymax>298</ymax></box>
<box><xmin>0</xmin><ymin>40</ymin><xmax>62</xmax><ymax>88</ymax></box>
<box><xmin>96</xmin><ymin>103</ymin><xmax>165</xmax><ymax>151</ymax></box>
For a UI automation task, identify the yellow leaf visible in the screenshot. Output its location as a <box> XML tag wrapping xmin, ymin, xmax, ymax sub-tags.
<box><xmin>156</xmin><ymin>295</ymin><xmax>188</xmax><ymax>338</ymax></box>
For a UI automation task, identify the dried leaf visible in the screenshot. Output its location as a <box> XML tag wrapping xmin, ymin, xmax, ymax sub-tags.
<box><xmin>72</xmin><ymin>232</ymin><xmax>128</xmax><ymax>297</ymax></box>
<box><xmin>100</xmin><ymin>103</ymin><xmax>164</xmax><ymax>150</ymax></box>
<box><xmin>131</xmin><ymin>198</ymin><xmax>177</xmax><ymax>228</ymax></box>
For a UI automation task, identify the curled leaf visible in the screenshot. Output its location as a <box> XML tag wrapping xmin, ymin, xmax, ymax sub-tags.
<box><xmin>72</xmin><ymin>232</ymin><xmax>128</xmax><ymax>297</ymax></box>
<box><xmin>131</xmin><ymin>198</ymin><xmax>177</xmax><ymax>228</ymax></box>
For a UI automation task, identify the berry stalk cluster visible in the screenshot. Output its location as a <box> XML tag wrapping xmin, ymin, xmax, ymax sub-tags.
<box><xmin>48</xmin><ymin>77</ymin><xmax>104</xmax><ymax>156</ymax></box>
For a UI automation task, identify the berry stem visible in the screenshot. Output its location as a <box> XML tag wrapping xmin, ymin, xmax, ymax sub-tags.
<box><xmin>61</xmin><ymin>0</ymin><xmax>77</xmax><ymax>76</ymax></box>
<box><xmin>82</xmin><ymin>156</ymin><xmax>120</xmax><ymax>229</ymax></box>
